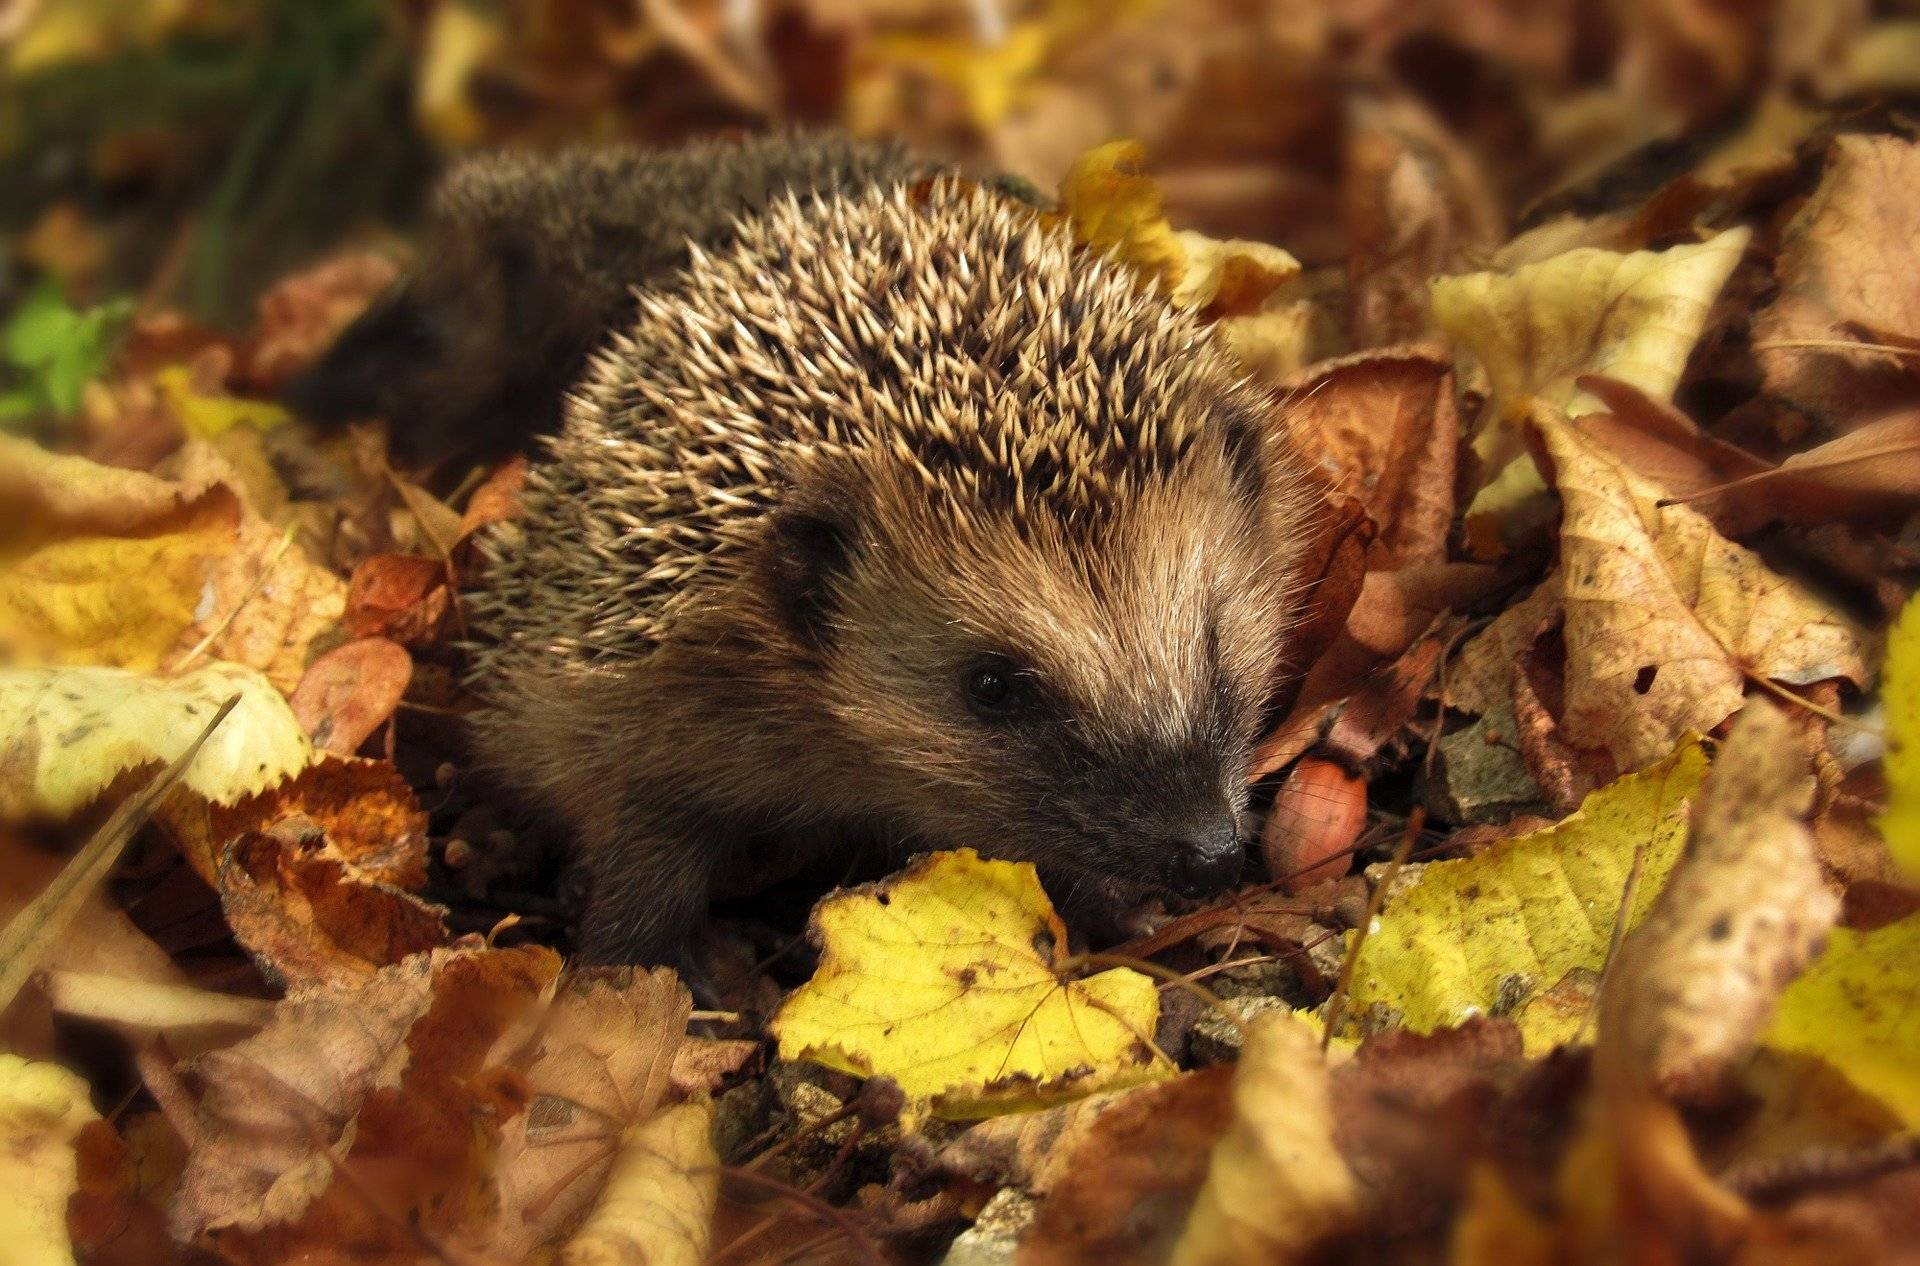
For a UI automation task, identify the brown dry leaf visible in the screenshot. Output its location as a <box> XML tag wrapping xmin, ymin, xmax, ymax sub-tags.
<box><xmin>163</xmin><ymin>755</ymin><xmax>442</xmax><ymax>989</ymax></box>
<box><xmin>556</xmin><ymin>1099</ymin><xmax>718</xmax><ymax>1266</ymax></box>
<box><xmin>455</xmin><ymin>455</ymin><xmax>527</xmax><ymax>549</ymax></box>
<box><xmin>1281</xmin><ymin>347</ymin><xmax>1458</xmax><ymax>569</ymax></box>
<box><xmin>343</xmin><ymin>554</ymin><xmax>451</xmax><ymax>646</ymax></box>
<box><xmin>484</xmin><ymin>967</ymin><xmax>692</xmax><ymax>1261</ymax></box>
<box><xmin>1170</xmin><ymin>1013</ymin><xmax>1358</xmax><ymax>1266</ymax></box>
<box><xmin>1265</xmin><ymin>493</ymin><xmax>1376</xmax><ymax>727</ymax></box>
<box><xmin>1753</xmin><ymin>133</ymin><xmax>1920</xmax><ymax>430</ymax></box>
<box><xmin>1598</xmin><ymin>701</ymin><xmax>1840</xmax><ymax>1102</ymax></box>
<box><xmin>170</xmin><ymin>943</ymin><xmax>561</xmax><ymax>1256</ymax></box>
<box><xmin>1018</xmin><ymin>1068</ymin><xmax>1234</xmax><ymax>1266</ymax></box>
<box><xmin>1568</xmin><ymin>374</ymin><xmax>1773</xmax><ymax>532</ymax></box>
<box><xmin>1453</xmin><ymin>407</ymin><xmax>1871</xmax><ymax>776</ymax></box>
<box><xmin>1665</xmin><ymin>407</ymin><xmax>1920</xmax><ymax>527</ymax></box>
<box><xmin>287</xmin><ymin>637</ymin><xmax>412</xmax><ymax>756</ymax></box>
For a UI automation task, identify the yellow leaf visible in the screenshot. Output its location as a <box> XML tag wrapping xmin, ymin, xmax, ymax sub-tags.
<box><xmin>557</xmin><ymin>1100</ymin><xmax>718</xmax><ymax>1266</ymax></box>
<box><xmin>1171</xmin><ymin>1013</ymin><xmax>1358</xmax><ymax>1266</ymax></box>
<box><xmin>769</xmin><ymin>849</ymin><xmax>1167</xmax><ymax>1120</ymax></box>
<box><xmin>1881</xmin><ymin>593</ymin><xmax>1920</xmax><ymax>877</ymax></box>
<box><xmin>1349</xmin><ymin>741</ymin><xmax>1710</xmax><ymax>1054</ymax></box>
<box><xmin>1432</xmin><ymin>227</ymin><xmax>1751</xmax><ymax>425</ymax></box>
<box><xmin>1766</xmin><ymin>914</ymin><xmax>1920</xmax><ymax>1127</ymax></box>
<box><xmin>1057</xmin><ymin>142</ymin><xmax>1300</xmax><ymax>319</ymax></box>
<box><xmin>154</xmin><ymin>365</ymin><xmax>290</xmax><ymax>439</ymax></box>
<box><xmin>0</xmin><ymin>1054</ymin><xmax>99</xmax><ymax>1266</ymax></box>
<box><xmin>1059</xmin><ymin>140</ymin><xmax>1187</xmax><ymax>292</ymax></box>
<box><xmin>0</xmin><ymin>662</ymin><xmax>312</xmax><ymax>821</ymax></box>
<box><xmin>0</xmin><ymin>436</ymin><xmax>344</xmax><ymax>692</ymax></box>
<box><xmin>415</xmin><ymin>0</ymin><xmax>503</xmax><ymax>147</ymax></box>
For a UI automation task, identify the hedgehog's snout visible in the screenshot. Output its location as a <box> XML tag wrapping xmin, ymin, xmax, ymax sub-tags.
<box><xmin>1165</xmin><ymin>810</ymin><xmax>1245</xmax><ymax>898</ymax></box>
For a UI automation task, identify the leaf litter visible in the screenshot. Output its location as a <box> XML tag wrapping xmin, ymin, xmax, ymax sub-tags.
<box><xmin>3</xmin><ymin>4</ymin><xmax>1920</xmax><ymax>1263</ymax></box>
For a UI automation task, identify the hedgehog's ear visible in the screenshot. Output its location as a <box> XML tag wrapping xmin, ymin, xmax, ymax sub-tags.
<box><xmin>762</xmin><ymin>491</ymin><xmax>860</xmax><ymax>654</ymax></box>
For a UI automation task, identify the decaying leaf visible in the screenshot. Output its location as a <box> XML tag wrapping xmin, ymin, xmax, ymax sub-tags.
<box><xmin>1349</xmin><ymin>741</ymin><xmax>1709</xmax><ymax>1052</ymax></box>
<box><xmin>1170</xmin><ymin>1012</ymin><xmax>1358</xmax><ymax>1265</ymax></box>
<box><xmin>1017</xmin><ymin>1069</ymin><xmax>1235</xmax><ymax>1266</ymax></box>
<box><xmin>1452</xmin><ymin>407</ymin><xmax>1870</xmax><ymax>779</ymax></box>
<box><xmin>1753</xmin><ymin>133</ymin><xmax>1920</xmax><ymax>429</ymax></box>
<box><xmin>1598</xmin><ymin>702</ymin><xmax>1839</xmax><ymax>1102</ymax></box>
<box><xmin>0</xmin><ymin>662</ymin><xmax>311</xmax><ymax>822</ymax></box>
<box><xmin>0</xmin><ymin>1054</ymin><xmax>99</xmax><ymax>1266</ymax></box>
<box><xmin>286</xmin><ymin>637</ymin><xmax>412</xmax><ymax>757</ymax></box>
<box><xmin>770</xmin><ymin>849</ymin><xmax>1167</xmax><ymax>1120</ymax></box>
<box><xmin>1280</xmin><ymin>347</ymin><xmax>1459</xmax><ymax>569</ymax></box>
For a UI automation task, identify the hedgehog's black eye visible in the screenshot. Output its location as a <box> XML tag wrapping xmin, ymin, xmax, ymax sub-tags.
<box><xmin>962</xmin><ymin>655</ymin><xmax>1027</xmax><ymax>718</ymax></box>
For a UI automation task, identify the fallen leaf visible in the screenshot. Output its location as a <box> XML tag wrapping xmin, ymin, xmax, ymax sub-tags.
<box><xmin>1568</xmin><ymin>374</ymin><xmax>1772</xmax><ymax>531</ymax></box>
<box><xmin>770</xmin><ymin>849</ymin><xmax>1168</xmax><ymax>1120</ymax></box>
<box><xmin>287</xmin><ymin>638</ymin><xmax>412</xmax><ymax>756</ymax></box>
<box><xmin>343</xmin><ymin>554</ymin><xmax>449</xmax><ymax>646</ymax></box>
<box><xmin>0</xmin><ymin>436</ymin><xmax>344</xmax><ymax>692</ymax></box>
<box><xmin>557</xmin><ymin>1099</ymin><xmax>717</xmax><ymax>1266</ymax></box>
<box><xmin>485</xmin><ymin>967</ymin><xmax>692</xmax><ymax>1260</ymax></box>
<box><xmin>0</xmin><ymin>662</ymin><xmax>311</xmax><ymax>823</ymax></box>
<box><xmin>1666</xmin><ymin>407</ymin><xmax>1920</xmax><ymax>527</ymax></box>
<box><xmin>1452</xmin><ymin>407</ymin><xmax>1870</xmax><ymax>777</ymax></box>
<box><xmin>1018</xmin><ymin>1068</ymin><xmax>1235</xmax><ymax>1266</ymax></box>
<box><xmin>1349</xmin><ymin>741</ymin><xmax>1709</xmax><ymax>1053</ymax></box>
<box><xmin>1753</xmin><ymin>134</ymin><xmax>1920</xmax><ymax>429</ymax></box>
<box><xmin>170</xmin><ymin>943</ymin><xmax>561</xmax><ymax>1255</ymax></box>
<box><xmin>0</xmin><ymin>1054</ymin><xmax>98</xmax><ymax>1266</ymax></box>
<box><xmin>455</xmin><ymin>454</ymin><xmax>527</xmax><ymax>549</ymax></box>
<box><xmin>1170</xmin><ymin>1012</ymin><xmax>1358</xmax><ymax>1265</ymax></box>
<box><xmin>1766</xmin><ymin>913</ymin><xmax>1920</xmax><ymax>1127</ymax></box>
<box><xmin>1597</xmin><ymin>702</ymin><xmax>1839</xmax><ymax>1102</ymax></box>
<box><xmin>1280</xmin><ymin>347</ymin><xmax>1459</xmax><ymax>569</ymax></box>
<box><xmin>1058</xmin><ymin>139</ymin><xmax>1300</xmax><ymax>318</ymax></box>
<box><xmin>1432</xmin><ymin>227</ymin><xmax>1751</xmax><ymax>428</ymax></box>
<box><xmin>1884</xmin><ymin>595</ymin><xmax>1920</xmax><ymax>878</ymax></box>
<box><xmin>152</xmin><ymin>366</ymin><xmax>289</xmax><ymax>440</ymax></box>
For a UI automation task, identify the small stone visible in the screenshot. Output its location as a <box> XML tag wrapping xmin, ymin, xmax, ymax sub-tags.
<box><xmin>1188</xmin><ymin>994</ymin><xmax>1294</xmax><ymax>1065</ymax></box>
<box><xmin>940</xmin><ymin>1188</ymin><xmax>1037</xmax><ymax>1266</ymax></box>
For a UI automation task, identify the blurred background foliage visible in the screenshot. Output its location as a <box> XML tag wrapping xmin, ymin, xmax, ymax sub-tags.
<box><xmin>2</xmin><ymin>0</ymin><xmax>1918</xmax><ymax>326</ymax></box>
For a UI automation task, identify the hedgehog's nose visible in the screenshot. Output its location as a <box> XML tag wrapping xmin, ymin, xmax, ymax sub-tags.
<box><xmin>1170</xmin><ymin>815</ymin><xmax>1245</xmax><ymax>898</ymax></box>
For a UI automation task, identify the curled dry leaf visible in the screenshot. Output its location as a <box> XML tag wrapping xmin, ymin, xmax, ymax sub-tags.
<box><xmin>343</xmin><ymin>554</ymin><xmax>450</xmax><ymax>646</ymax></box>
<box><xmin>1753</xmin><ymin>133</ymin><xmax>1920</xmax><ymax>429</ymax></box>
<box><xmin>1018</xmin><ymin>1068</ymin><xmax>1235</xmax><ymax>1266</ymax></box>
<box><xmin>556</xmin><ymin>1099</ymin><xmax>718</xmax><ymax>1266</ymax></box>
<box><xmin>287</xmin><ymin>637</ymin><xmax>413</xmax><ymax>757</ymax></box>
<box><xmin>455</xmin><ymin>454</ymin><xmax>527</xmax><ymax>549</ymax></box>
<box><xmin>0</xmin><ymin>662</ymin><xmax>310</xmax><ymax>823</ymax></box>
<box><xmin>1170</xmin><ymin>1012</ymin><xmax>1358</xmax><ymax>1266</ymax></box>
<box><xmin>1280</xmin><ymin>347</ymin><xmax>1458</xmax><ymax>569</ymax></box>
<box><xmin>1597</xmin><ymin>701</ymin><xmax>1839</xmax><ymax>1103</ymax></box>
<box><xmin>1452</xmin><ymin>407</ymin><xmax>1870</xmax><ymax>778</ymax></box>
<box><xmin>1349</xmin><ymin>741</ymin><xmax>1709</xmax><ymax>1053</ymax></box>
<box><xmin>770</xmin><ymin>849</ymin><xmax>1167</xmax><ymax>1121</ymax></box>
<box><xmin>0</xmin><ymin>1054</ymin><xmax>99</xmax><ymax>1266</ymax></box>
<box><xmin>170</xmin><ymin>944</ymin><xmax>563</xmax><ymax>1257</ymax></box>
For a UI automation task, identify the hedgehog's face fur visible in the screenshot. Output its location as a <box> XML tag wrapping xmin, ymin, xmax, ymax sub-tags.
<box><xmin>766</xmin><ymin>423</ymin><xmax>1302</xmax><ymax>902</ymax></box>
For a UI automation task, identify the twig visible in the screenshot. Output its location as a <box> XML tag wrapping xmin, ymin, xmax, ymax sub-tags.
<box><xmin>713</xmin><ymin>1165</ymin><xmax>890</xmax><ymax>1266</ymax></box>
<box><xmin>1743</xmin><ymin>672</ymin><xmax>1882</xmax><ymax>736</ymax></box>
<box><xmin>0</xmin><ymin>695</ymin><xmax>238</xmax><ymax>1012</ymax></box>
<box><xmin>1320</xmin><ymin>809</ymin><xmax>1422</xmax><ymax>1051</ymax></box>
<box><xmin>1750</xmin><ymin>338</ymin><xmax>1920</xmax><ymax>358</ymax></box>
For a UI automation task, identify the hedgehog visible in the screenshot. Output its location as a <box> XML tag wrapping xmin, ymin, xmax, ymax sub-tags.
<box><xmin>285</xmin><ymin>133</ymin><xmax>935</xmax><ymax>466</ymax></box>
<box><xmin>357</xmin><ymin>138</ymin><xmax>1314</xmax><ymax>967</ymax></box>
